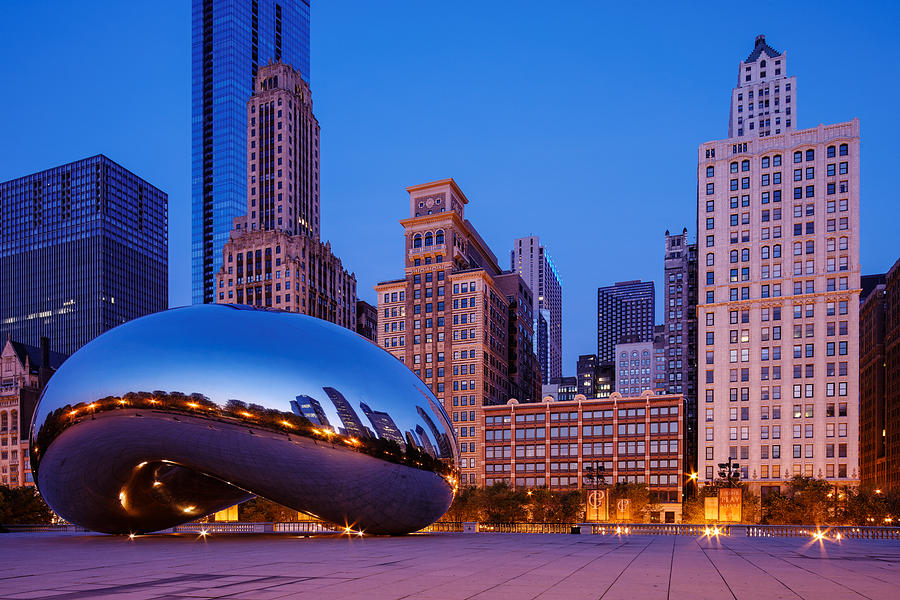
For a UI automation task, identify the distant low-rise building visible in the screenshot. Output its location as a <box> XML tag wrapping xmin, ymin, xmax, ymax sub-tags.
<box><xmin>481</xmin><ymin>392</ymin><xmax>684</xmax><ymax>522</ymax></box>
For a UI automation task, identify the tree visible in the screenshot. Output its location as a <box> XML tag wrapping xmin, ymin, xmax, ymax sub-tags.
<box><xmin>478</xmin><ymin>483</ymin><xmax>528</xmax><ymax>522</ymax></box>
<box><xmin>0</xmin><ymin>485</ymin><xmax>54</xmax><ymax>525</ymax></box>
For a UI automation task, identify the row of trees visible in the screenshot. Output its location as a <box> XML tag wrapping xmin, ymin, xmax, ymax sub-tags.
<box><xmin>444</xmin><ymin>483</ymin><xmax>658</xmax><ymax>523</ymax></box>
<box><xmin>4</xmin><ymin>479</ymin><xmax>898</xmax><ymax>527</ymax></box>
<box><xmin>443</xmin><ymin>478</ymin><xmax>900</xmax><ymax>525</ymax></box>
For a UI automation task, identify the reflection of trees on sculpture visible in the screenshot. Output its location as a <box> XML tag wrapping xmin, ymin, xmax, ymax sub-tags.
<box><xmin>32</xmin><ymin>390</ymin><xmax>454</xmax><ymax>479</ymax></box>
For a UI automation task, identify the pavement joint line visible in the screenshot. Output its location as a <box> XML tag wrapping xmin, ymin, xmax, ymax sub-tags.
<box><xmin>666</xmin><ymin>534</ymin><xmax>676</xmax><ymax>600</ymax></box>
<box><xmin>745</xmin><ymin>541</ymin><xmax>877</xmax><ymax>600</ymax></box>
<box><xmin>694</xmin><ymin>537</ymin><xmax>740</xmax><ymax>600</ymax></box>
<box><xmin>532</xmin><ymin>539</ymin><xmax>629</xmax><ymax>599</ymax></box>
<box><xmin>596</xmin><ymin>537</ymin><xmax>656</xmax><ymax>600</ymax></box>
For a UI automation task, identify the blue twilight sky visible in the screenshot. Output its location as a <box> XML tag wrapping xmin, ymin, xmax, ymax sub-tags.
<box><xmin>0</xmin><ymin>1</ymin><xmax>898</xmax><ymax>374</ymax></box>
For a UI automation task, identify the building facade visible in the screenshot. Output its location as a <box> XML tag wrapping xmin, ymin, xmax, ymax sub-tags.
<box><xmin>859</xmin><ymin>258</ymin><xmax>900</xmax><ymax>491</ymax></box>
<box><xmin>663</xmin><ymin>228</ymin><xmax>699</xmax><ymax>479</ymax></box>
<box><xmin>728</xmin><ymin>34</ymin><xmax>797</xmax><ymax>139</ymax></box>
<box><xmin>0</xmin><ymin>155</ymin><xmax>168</xmax><ymax>355</ymax></box>
<box><xmin>192</xmin><ymin>0</ymin><xmax>311</xmax><ymax>304</ymax></box>
<box><xmin>375</xmin><ymin>179</ymin><xmax>538</xmax><ymax>486</ymax></box>
<box><xmin>496</xmin><ymin>274</ymin><xmax>542</xmax><ymax>403</ymax></box>
<box><xmin>615</xmin><ymin>339</ymin><xmax>665</xmax><ymax>397</ymax></box>
<box><xmin>0</xmin><ymin>337</ymin><xmax>65</xmax><ymax>487</ymax></box>
<box><xmin>576</xmin><ymin>354</ymin><xmax>613</xmax><ymax>399</ymax></box>
<box><xmin>512</xmin><ymin>236</ymin><xmax>562</xmax><ymax>382</ymax></box>
<box><xmin>214</xmin><ymin>63</ymin><xmax>356</xmax><ymax>328</ymax></box>
<box><xmin>481</xmin><ymin>393</ymin><xmax>684</xmax><ymax>520</ymax></box>
<box><xmin>597</xmin><ymin>280</ymin><xmax>655</xmax><ymax>365</ymax></box>
<box><xmin>356</xmin><ymin>300</ymin><xmax>378</xmax><ymax>342</ymax></box>
<box><xmin>698</xmin><ymin>37</ymin><xmax>860</xmax><ymax>492</ymax></box>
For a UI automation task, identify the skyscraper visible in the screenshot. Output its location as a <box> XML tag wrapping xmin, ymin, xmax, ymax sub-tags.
<box><xmin>728</xmin><ymin>34</ymin><xmax>797</xmax><ymax>139</ymax></box>
<box><xmin>663</xmin><ymin>228</ymin><xmax>699</xmax><ymax>480</ymax></box>
<box><xmin>0</xmin><ymin>155</ymin><xmax>167</xmax><ymax>355</ymax></box>
<box><xmin>859</xmin><ymin>258</ymin><xmax>900</xmax><ymax>492</ymax></box>
<box><xmin>698</xmin><ymin>36</ymin><xmax>860</xmax><ymax>492</ymax></box>
<box><xmin>596</xmin><ymin>280</ymin><xmax>655</xmax><ymax>365</ymax></box>
<box><xmin>375</xmin><ymin>178</ymin><xmax>539</xmax><ymax>486</ymax></box>
<box><xmin>512</xmin><ymin>236</ymin><xmax>562</xmax><ymax>382</ymax></box>
<box><xmin>214</xmin><ymin>62</ymin><xmax>356</xmax><ymax>328</ymax></box>
<box><xmin>192</xmin><ymin>0</ymin><xmax>311</xmax><ymax>304</ymax></box>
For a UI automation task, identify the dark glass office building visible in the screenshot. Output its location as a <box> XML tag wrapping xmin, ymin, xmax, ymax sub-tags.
<box><xmin>0</xmin><ymin>155</ymin><xmax>167</xmax><ymax>355</ymax></box>
<box><xmin>596</xmin><ymin>280</ymin><xmax>655</xmax><ymax>365</ymax></box>
<box><xmin>192</xmin><ymin>0</ymin><xmax>311</xmax><ymax>304</ymax></box>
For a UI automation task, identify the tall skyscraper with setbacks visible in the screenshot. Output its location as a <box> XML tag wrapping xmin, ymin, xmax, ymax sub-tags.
<box><xmin>663</xmin><ymin>228</ymin><xmax>699</xmax><ymax>485</ymax></box>
<box><xmin>512</xmin><ymin>237</ymin><xmax>562</xmax><ymax>382</ymax></box>
<box><xmin>214</xmin><ymin>62</ymin><xmax>356</xmax><ymax>328</ymax></box>
<box><xmin>0</xmin><ymin>155</ymin><xmax>167</xmax><ymax>355</ymax></box>
<box><xmin>698</xmin><ymin>35</ymin><xmax>860</xmax><ymax>492</ymax></box>
<box><xmin>192</xmin><ymin>0</ymin><xmax>311</xmax><ymax>305</ymax></box>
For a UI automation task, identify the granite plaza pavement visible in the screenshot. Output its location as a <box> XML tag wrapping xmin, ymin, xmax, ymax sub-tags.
<box><xmin>1</xmin><ymin>532</ymin><xmax>899</xmax><ymax>599</ymax></box>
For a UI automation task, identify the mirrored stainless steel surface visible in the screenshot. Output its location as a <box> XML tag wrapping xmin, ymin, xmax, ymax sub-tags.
<box><xmin>30</xmin><ymin>305</ymin><xmax>458</xmax><ymax>535</ymax></box>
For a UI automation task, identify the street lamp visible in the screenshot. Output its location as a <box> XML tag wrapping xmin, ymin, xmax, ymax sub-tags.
<box><xmin>717</xmin><ymin>458</ymin><xmax>741</xmax><ymax>488</ymax></box>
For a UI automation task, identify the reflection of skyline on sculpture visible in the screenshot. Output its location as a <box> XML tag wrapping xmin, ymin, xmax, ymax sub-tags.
<box><xmin>30</xmin><ymin>305</ymin><xmax>458</xmax><ymax>535</ymax></box>
<box><xmin>32</xmin><ymin>305</ymin><xmax>458</xmax><ymax>466</ymax></box>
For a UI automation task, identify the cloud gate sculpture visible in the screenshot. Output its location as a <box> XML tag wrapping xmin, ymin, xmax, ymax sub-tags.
<box><xmin>30</xmin><ymin>305</ymin><xmax>458</xmax><ymax>535</ymax></box>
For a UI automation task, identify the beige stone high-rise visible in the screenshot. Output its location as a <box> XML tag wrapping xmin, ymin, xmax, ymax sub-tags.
<box><xmin>698</xmin><ymin>36</ymin><xmax>860</xmax><ymax>493</ymax></box>
<box><xmin>215</xmin><ymin>62</ymin><xmax>356</xmax><ymax>328</ymax></box>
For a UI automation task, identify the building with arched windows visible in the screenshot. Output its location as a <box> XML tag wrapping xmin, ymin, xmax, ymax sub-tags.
<box><xmin>375</xmin><ymin>178</ymin><xmax>541</xmax><ymax>486</ymax></box>
<box><xmin>0</xmin><ymin>337</ymin><xmax>65</xmax><ymax>487</ymax></box>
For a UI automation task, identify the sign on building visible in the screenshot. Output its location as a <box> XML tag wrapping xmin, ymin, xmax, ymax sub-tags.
<box><xmin>718</xmin><ymin>488</ymin><xmax>742</xmax><ymax>522</ymax></box>
<box><xmin>615</xmin><ymin>498</ymin><xmax>631</xmax><ymax>521</ymax></box>
<box><xmin>586</xmin><ymin>489</ymin><xmax>609</xmax><ymax>521</ymax></box>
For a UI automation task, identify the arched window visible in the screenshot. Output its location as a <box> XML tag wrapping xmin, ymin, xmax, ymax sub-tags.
<box><xmin>642</xmin><ymin>350</ymin><xmax>649</xmax><ymax>357</ymax></box>
<box><xmin>706</xmin><ymin>253</ymin><xmax>715</xmax><ymax>266</ymax></box>
<box><xmin>761</xmin><ymin>60</ymin><xmax>767</xmax><ymax>68</ymax></box>
<box><xmin>741</xmin><ymin>248</ymin><xmax>750</xmax><ymax>262</ymax></box>
<box><xmin>730</xmin><ymin>250</ymin><xmax>738</xmax><ymax>264</ymax></box>
<box><xmin>632</xmin><ymin>351</ymin><xmax>638</xmax><ymax>357</ymax></box>
<box><xmin>621</xmin><ymin>352</ymin><xmax>626</xmax><ymax>359</ymax></box>
<box><xmin>773</xmin><ymin>244</ymin><xmax>782</xmax><ymax>258</ymax></box>
<box><xmin>424</xmin><ymin>232</ymin><xmax>433</xmax><ymax>246</ymax></box>
<box><xmin>839</xmin><ymin>143</ymin><xmax>848</xmax><ymax>156</ymax></box>
<box><xmin>794</xmin><ymin>151</ymin><xmax>803</xmax><ymax>163</ymax></box>
<box><xmin>730</xmin><ymin>162</ymin><xmax>738</xmax><ymax>173</ymax></box>
<box><xmin>0</xmin><ymin>412</ymin><xmax>7</xmax><ymax>430</ymax></box>
<box><xmin>9</xmin><ymin>410</ymin><xmax>16</xmax><ymax>431</ymax></box>
<box><xmin>827</xmin><ymin>145</ymin><xmax>836</xmax><ymax>158</ymax></box>
<box><xmin>806</xmin><ymin>149</ymin><xmax>815</xmax><ymax>161</ymax></box>
<box><xmin>413</xmin><ymin>234</ymin><xmax>422</xmax><ymax>248</ymax></box>
<box><xmin>435</xmin><ymin>229</ymin><xmax>444</xmax><ymax>245</ymax></box>
<box><xmin>741</xmin><ymin>159</ymin><xmax>750</xmax><ymax>171</ymax></box>
<box><xmin>761</xmin><ymin>246</ymin><xmax>770</xmax><ymax>260</ymax></box>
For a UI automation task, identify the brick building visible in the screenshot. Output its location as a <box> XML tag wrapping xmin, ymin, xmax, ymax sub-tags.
<box><xmin>375</xmin><ymin>178</ymin><xmax>540</xmax><ymax>486</ymax></box>
<box><xmin>481</xmin><ymin>392</ymin><xmax>684</xmax><ymax>521</ymax></box>
<box><xmin>860</xmin><ymin>258</ymin><xmax>900</xmax><ymax>491</ymax></box>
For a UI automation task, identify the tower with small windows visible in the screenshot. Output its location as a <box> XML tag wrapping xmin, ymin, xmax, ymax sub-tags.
<box><xmin>728</xmin><ymin>35</ymin><xmax>797</xmax><ymax>139</ymax></box>
<box><xmin>214</xmin><ymin>62</ymin><xmax>356</xmax><ymax>329</ymax></box>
